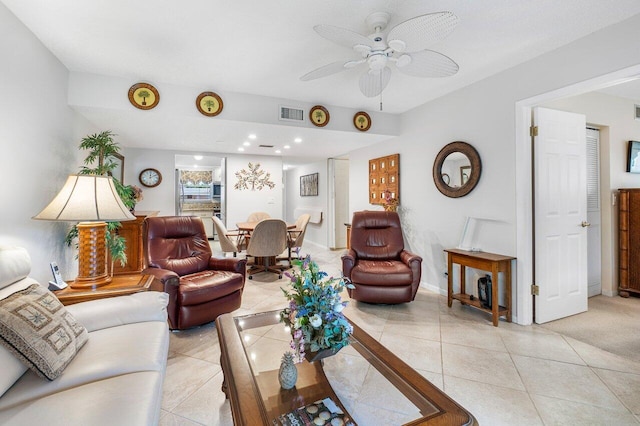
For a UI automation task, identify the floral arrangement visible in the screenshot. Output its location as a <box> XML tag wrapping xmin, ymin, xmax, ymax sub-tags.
<box><xmin>280</xmin><ymin>255</ymin><xmax>354</xmax><ymax>363</ymax></box>
<box><xmin>383</xmin><ymin>189</ymin><xmax>399</xmax><ymax>211</ymax></box>
<box><xmin>127</xmin><ymin>184</ymin><xmax>144</xmax><ymax>202</ymax></box>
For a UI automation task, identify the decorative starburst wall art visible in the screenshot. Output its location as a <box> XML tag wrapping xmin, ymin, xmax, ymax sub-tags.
<box><xmin>234</xmin><ymin>162</ymin><xmax>275</xmax><ymax>191</ymax></box>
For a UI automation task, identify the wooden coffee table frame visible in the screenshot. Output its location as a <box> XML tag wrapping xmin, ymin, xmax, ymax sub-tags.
<box><xmin>216</xmin><ymin>310</ymin><xmax>475</xmax><ymax>425</ymax></box>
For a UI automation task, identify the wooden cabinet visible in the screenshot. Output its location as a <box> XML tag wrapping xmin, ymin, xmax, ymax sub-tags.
<box><xmin>618</xmin><ymin>188</ymin><xmax>640</xmax><ymax>297</ymax></box>
<box><xmin>113</xmin><ymin>211</ymin><xmax>158</xmax><ymax>275</ymax></box>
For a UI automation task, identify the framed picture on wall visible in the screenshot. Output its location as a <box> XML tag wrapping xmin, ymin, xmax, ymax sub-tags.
<box><xmin>109</xmin><ymin>153</ymin><xmax>124</xmax><ymax>183</ymax></box>
<box><xmin>627</xmin><ymin>140</ymin><xmax>640</xmax><ymax>173</ymax></box>
<box><xmin>300</xmin><ymin>173</ymin><xmax>319</xmax><ymax>196</ymax></box>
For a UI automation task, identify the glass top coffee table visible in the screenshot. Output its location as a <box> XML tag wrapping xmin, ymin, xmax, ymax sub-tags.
<box><xmin>216</xmin><ymin>310</ymin><xmax>476</xmax><ymax>425</ymax></box>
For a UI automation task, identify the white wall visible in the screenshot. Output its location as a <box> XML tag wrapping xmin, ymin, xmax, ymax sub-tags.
<box><xmin>285</xmin><ymin>160</ymin><xmax>329</xmax><ymax>247</ymax></box>
<box><xmin>542</xmin><ymin>91</ymin><xmax>640</xmax><ymax>296</ymax></box>
<box><xmin>225</xmin><ymin>155</ymin><xmax>283</xmax><ymax>227</ymax></box>
<box><xmin>0</xmin><ymin>3</ymin><xmax>94</xmax><ymax>283</ymax></box>
<box><xmin>349</xmin><ymin>13</ymin><xmax>640</xmax><ymax>323</ymax></box>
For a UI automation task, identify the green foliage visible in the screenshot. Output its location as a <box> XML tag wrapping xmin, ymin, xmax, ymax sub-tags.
<box><xmin>66</xmin><ymin>130</ymin><xmax>133</xmax><ymax>270</ymax></box>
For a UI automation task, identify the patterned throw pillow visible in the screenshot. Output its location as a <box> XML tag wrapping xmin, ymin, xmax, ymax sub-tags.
<box><xmin>0</xmin><ymin>284</ymin><xmax>88</xmax><ymax>380</ymax></box>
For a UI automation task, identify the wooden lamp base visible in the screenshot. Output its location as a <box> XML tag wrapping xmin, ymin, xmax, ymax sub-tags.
<box><xmin>70</xmin><ymin>221</ymin><xmax>112</xmax><ymax>289</ymax></box>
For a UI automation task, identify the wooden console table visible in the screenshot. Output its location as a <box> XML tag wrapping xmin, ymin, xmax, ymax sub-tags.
<box><xmin>445</xmin><ymin>248</ymin><xmax>515</xmax><ymax>327</ymax></box>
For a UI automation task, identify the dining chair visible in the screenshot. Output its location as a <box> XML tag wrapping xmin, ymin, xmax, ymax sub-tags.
<box><xmin>247</xmin><ymin>211</ymin><xmax>271</xmax><ymax>222</ymax></box>
<box><xmin>284</xmin><ymin>213</ymin><xmax>311</xmax><ymax>266</ymax></box>
<box><xmin>245</xmin><ymin>219</ymin><xmax>288</xmax><ymax>279</ymax></box>
<box><xmin>212</xmin><ymin>216</ymin><xmax>244</xmax><ymax>257</ymax></box>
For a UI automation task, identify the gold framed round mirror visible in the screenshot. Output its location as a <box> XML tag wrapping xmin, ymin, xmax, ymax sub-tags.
<box><xmin>433</xmin><ymin>141</ymin><xmax>482</xmax><ymax>198</ymax></box>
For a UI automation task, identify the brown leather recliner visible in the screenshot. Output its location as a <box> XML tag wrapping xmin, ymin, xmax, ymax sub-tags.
<box><xmin>342</xmin><ymin>211</ymin><xmax>422</xmax><ymax>304</ymax></box>
<box><xmin>143</xmin><ymin>216</ymin><xmax>246</xmax><ymax>330</ymax></box>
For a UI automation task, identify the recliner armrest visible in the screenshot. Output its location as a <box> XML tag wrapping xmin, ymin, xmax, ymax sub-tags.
<box><xmin>341</xmin><ymin>249</ymin><xmax>357</xmax><ymax>277</ymax></box>
<box><xmin>209</xmin><ymin>257</ymin><xmax>247</xmax><ymax>275</ymax></box>
<box><xmin>400</xmin><ymin>250</ymin><xmax>423</xmax><ymax>267</ymax></box>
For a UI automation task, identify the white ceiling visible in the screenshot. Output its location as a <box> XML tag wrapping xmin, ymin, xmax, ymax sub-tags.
<box><xmin>4</xmin><ymin>0</ymin><xmax>640</xmax><ymax>164</ymax></box>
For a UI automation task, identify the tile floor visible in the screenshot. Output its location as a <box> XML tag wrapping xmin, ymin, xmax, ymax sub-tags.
<box><xmin>159</xmin><ymin>244</ymin><xmax>640</xmax><ymax>425</ymax></box>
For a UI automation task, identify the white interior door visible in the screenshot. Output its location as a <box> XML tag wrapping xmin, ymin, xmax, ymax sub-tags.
<box><xmin>534</xmin><ymin>107</ymin><xmax>588</xmax><ymax>324</ymax></box>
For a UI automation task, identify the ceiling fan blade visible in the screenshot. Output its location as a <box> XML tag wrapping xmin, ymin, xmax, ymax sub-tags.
<box><xmin>387</xmin><ymin>12</ymin><xmax>459</xmax><ymax>53</ymax></box>
<box><xmin>359</xmin><ymin>67</ymin><xmax>391</xmax><ymax>97</ymax></box>
<box><xmin>300</xmin><ymin>60</ymin><xmax>352</xmax><ymax>81</ymax></box>
<box><xmin>314</xmin><ymin>24</ymin><xmax>373</xmax><ymax>49</ymax></box>
<box><xmin>396</xmin><ymin>50</ymin><xmax>459</xmax><ymax>78</ymax></box>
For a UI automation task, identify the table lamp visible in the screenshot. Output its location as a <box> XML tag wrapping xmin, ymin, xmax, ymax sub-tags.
<box><xmin>33</xmin><ymin>174</ymin><xmax>135</xmax><ymax>289</ymax></box>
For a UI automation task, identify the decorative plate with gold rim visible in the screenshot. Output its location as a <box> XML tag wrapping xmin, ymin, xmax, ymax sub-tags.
<box><xmin>196</xmin><ymin>92</ymin><xmax>223</xmax><ymax>117</ymax></box>
<box><xmin>128</xmin><ymin>83</ymin><xmax>160</xmax><ymax>110</ymax></box>
<box><xmin>353</xmin><ymin>111</ymin><xmax>371</xmax><ymax>131</ymax></box>
<box><xmin>309</xmin><ymin>105</ymin><xmax>330</xmax><ymax>127</ymax></box>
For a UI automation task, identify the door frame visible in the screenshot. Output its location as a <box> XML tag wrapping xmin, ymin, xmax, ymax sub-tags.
<box><xmin>514</xmin><ymin>64</ymin><xmax>640</xmax><ymax>325</ymax></box>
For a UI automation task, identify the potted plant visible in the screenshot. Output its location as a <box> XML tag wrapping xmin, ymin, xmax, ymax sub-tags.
<box><xmin>64</xmin><ymin>131</ymin><xmax>136</xmax><ymax>274</ymax></box>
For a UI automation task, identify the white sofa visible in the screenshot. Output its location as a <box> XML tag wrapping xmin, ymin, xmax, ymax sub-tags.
<box><xmin>0</xmin><ymin>246</ymin><xmax>170</xmax><ymax>425</ymax></box>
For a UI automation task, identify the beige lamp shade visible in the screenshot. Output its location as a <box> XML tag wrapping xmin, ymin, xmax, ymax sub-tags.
<box><xmin>33</xmin><ymin>174</ymin><xmax>135</xmax><ymax>222</ymax></box>
<box><xmin>34</xmin><ymin>175</ymin><xmax>135</xmax><ymax>288</ymax></box>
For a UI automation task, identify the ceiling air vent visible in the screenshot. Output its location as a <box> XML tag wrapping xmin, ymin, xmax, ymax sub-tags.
<box><xmin>279</xmin><ymin>105</ymin><xmax>304</xmax><ymax>122</ymax></box>
<box><xmin>259</xmin><ymin>144</ymin><xmax>274</xmax><ymax>148</ymax></box>
<box><xmin>635</xmin><ymin>104</ymin><xmax>640</xmax><ymax>120</ymax></box>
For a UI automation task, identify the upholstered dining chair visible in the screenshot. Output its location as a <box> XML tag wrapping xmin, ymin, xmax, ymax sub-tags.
<box><xmin>342</xmin><ymin>210</ymin><xmax>422</xmax><ymax>304</ymax></box>
<box><xmin>245</xmin><ymin>219</ymin><xmax>288</xmax><ymax>279</ymax></box>
<box><xmin>285</xmin><ymin>213</ymin><xmax>311</xmax><ymax>266</ymax></box>
<box><xmin>211</xmin><ymin>215</ymin><xmax>243</xmax><ymax>257</ymax></box>
<box><xmin>143</xmin><ymin>216</ymin><xmax>246</xmax><ymax>330</ymax></box>
<box><xmin>247</xmin><ymin>211</ymin><xmax>271</xmax><ymax>222</ymax></box>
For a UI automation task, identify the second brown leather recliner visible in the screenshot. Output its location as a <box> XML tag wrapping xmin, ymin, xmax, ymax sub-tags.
<box><xmin>143</xmin><ymin>216</ymin><xmax>246</xmax><ymax>330</ymax></box>
<box><xmin>342</xmin><ymin>210</ymin><xmax>422</xmax><ymax>304</ymax></box>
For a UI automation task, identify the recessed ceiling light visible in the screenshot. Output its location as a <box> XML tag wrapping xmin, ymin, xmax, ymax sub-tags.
<box><xmin>248</xmin><ymin>134</ymin><xmax>257</xmax><ymax>140</ymax></box>
<box><xmin>283</xmin><ymin>165</ymin><xmax>289</xmax><ymax>171</ymax></box>
<box><xmin>294</xmin><ymin>137</ymin><xmax>302</xmax><ymax>143</ymax></box>
<box><xmin>243</xmin><ymin>141</ymin><xmax>250</xmax><ymax>146</ymax></box>
<box><xmin>238</xmin><ymin>147</ymin><xmax>245</xmax><ymax>152</ymax></box>
<box><xmin>275</xmin><ymin>149</ymin><xmax>282</xmax><ymax>154</ymax></box>
<box><xmin>284</xmin><ymin>145</ymin><xmax>290</xmax><ymax>149</ymax></box>
<box><xmin>194</xmin><ymin>155</ymin><xmax>203</xmax><ymax>160</ymax></box>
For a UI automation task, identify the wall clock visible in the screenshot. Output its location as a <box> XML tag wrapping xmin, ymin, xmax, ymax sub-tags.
<box><xmin>309</xmin><ymin>105</ymin><xmax>330</xmax><ymax>127</ymax></box>
<box><xmin>128</xmin><ymin>82</ymin><xmax>160</xmax><ymax>110</ymax></box>
<box><xmin>139</xmin><ymin>168</ymin><xmax>162</xmax><ymax>188</ymax></box>
<box><xmin>353</xmin><ymin>111</ymin><xmax>371</xmax><ymax>131</ymax></box>
<box><xmin>196</xmin><ymin>92</ymin><xmax>224</xmax><ymax>117</ymax></box>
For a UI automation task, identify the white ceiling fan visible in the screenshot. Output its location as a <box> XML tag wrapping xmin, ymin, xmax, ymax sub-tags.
<box><xmin>301</xmin><ymin>11</ymin><xmax>460</xmax><ymax>103</ymax></box>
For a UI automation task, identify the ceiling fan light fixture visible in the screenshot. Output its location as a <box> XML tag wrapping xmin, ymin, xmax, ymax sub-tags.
<box><xmin>368</xmin><ymin>53</ymin><xmax>387</xmax><ymax>71</ymax></box>
<box><xmin>388</xmin><ymin>39</ymin><xmax>406</xmax><ymax>52</ymax></box>
<box><xmin>395</xmin><ymin>54</ymin><xmax>412</xmax><ymax>68</ymax></box>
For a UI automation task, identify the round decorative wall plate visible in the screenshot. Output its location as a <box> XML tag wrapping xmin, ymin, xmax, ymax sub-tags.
<box><xmin>196</xmin><ymin>92</ymin><xmax>224</xmax><ymax>117</ymax></box>
<box><xmin>128</xmin><ymin>83</ymin><xmax>160</xmax><ymax>110</ymax></box>
<box><xmin>309</xmin><ymin>105</ymin><xmax>330</xmax><ymax>127</ymax></box>
<box><xmin>353</xmin><ymin>111</ymin><xmax>371</xmax><ymax>131</ymax></box>
<box><xmin>139</xmin><ymin>168</ymin><xmax>162</xmax><ymax>188</ymax></box>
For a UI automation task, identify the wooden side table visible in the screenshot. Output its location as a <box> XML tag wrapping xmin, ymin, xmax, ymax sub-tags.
<box><xmin>53</xmin><ymin>274</ymin><xmax>157</xmax><ymax>306</ymax></box>
<box><xmin>445</xmin><ymin>248</ymin><xmax>515</xmax><ymax>327</ymax></box>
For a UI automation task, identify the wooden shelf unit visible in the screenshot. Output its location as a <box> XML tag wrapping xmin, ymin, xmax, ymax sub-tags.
<box><xmin>445</xmin><ymin>248</ymin><xmax>515</xmax><ymax>327</ymax></box>
<box><xmin>618</xmin><ymin>188</ymin><xmax>640</xmax><ymax>297</ymax></box>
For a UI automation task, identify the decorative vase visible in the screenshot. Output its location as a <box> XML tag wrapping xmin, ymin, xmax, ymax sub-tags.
<box><xmin>304</xmin><ymin>345</ymin><xmax>341</xmax><ymax>363</ymax></box>
<box><xmin>278</xmin><ymin>352</ymin><xmax>298</xmax><ymax>389</ymax></box>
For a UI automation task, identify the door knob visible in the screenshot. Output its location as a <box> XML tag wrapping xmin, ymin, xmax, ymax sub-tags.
<box><xmin>581</xmin><ymin>221</ymin><xmax>591</xmax><ymax>227</ymax></box>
